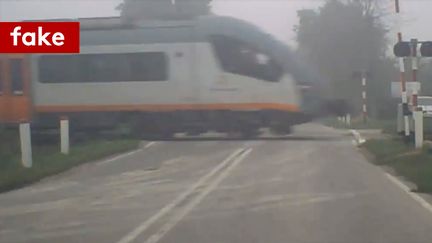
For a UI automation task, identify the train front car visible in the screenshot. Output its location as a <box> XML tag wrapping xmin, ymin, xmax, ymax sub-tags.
<box><xmin>195</xmin><ymin>16</ymin><xmax>327</xmax><ymax>135</ymax></box>
<box><xmin>27</xmin><ymin>16</ymin><xmax>333</xmax><ymax>138</ymax></box>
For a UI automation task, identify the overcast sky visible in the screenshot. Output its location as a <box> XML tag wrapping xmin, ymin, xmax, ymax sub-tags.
<box><xmin>1</xmin><ymin>0</ymin><xmax>431</xmax><ymax>46</ymax></box>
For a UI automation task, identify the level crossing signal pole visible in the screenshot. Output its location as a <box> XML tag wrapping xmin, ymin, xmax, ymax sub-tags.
<box><xmin>394</xmin><ymin>0</ymin><xmax>410</xmax><ymax>137</ymax></box>
<box><xmin>392</xmin><ymin>0</ymin><xmax>432</xmax><ymax>148</ymax></box>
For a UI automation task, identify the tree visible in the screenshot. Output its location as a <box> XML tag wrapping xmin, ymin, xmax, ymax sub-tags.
<box><xmin>294</xmin><ymin>0</ymin><xmax>397</xmax><ymax>118</ymax></box>
<box><xmin>117</xmin><ymin>0</ymin><xmax>212</xmax><ymax>22</ymax></box>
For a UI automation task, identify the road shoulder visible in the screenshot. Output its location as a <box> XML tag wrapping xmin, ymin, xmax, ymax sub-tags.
<box><xmin>352</xmin><ymin>129</ymin><xmax>432</xmax><ymax>216</ymax></box>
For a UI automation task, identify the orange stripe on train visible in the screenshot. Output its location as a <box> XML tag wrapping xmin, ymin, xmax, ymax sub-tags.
<box><xmin>35</xmin><ymin>103</ymin><xmax>300</xmax><ymax>113</ymax></box>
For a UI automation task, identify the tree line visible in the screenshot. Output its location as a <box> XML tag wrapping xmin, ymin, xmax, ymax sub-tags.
<box><xmin>295</xmin><ymin>0</ymin><xmax>400</xmax><ymax>118</ymax></box>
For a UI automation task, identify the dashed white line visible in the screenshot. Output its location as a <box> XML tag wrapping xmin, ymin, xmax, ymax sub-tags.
<box><xmin>98</xmin><ymin>141</ymin><xmax>159</xmax><ymax>166</ymax></box>
<box><xmin>116</xmin><ymin>148</ymin><xmax>247</xmax><ymax>243</ymax></box>
<box><xmin>97</xmin><ymin>150</ymin><xmax>141</xmax><ymax>166</ymax></box>
<box><xmin>385</xmin><ymin>173</ymin><xmax>432</xmax><ymax>214</ymax></box>
<box><xmin>145</xmin><ymin>141</ymin><xmax>157</xmax><ymax>148</ymax></box>
<box><xmin>144</xmin><ymin>148</ymin><xmax>252</xmax><ymax>243</ymax></box>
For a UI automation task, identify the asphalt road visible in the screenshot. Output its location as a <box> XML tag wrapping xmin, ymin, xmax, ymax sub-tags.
<box><xmin>2</xmin><ymin>124</ymin><xmax>432</xmax><ymax>243</ymax></box>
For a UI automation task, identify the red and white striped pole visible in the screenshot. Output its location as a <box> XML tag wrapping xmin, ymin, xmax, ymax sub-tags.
<box><xmin>395</xmin><ymin>0</ymin><xmax>410</xmax><ymax>136</ymax></box>
<box><xmin>361</xmin><ymin>71</ymin><xmax>367</xmax><ymax>123</ymax></box>
<box><xmin>411</xmin><ymin>39</ymin><xmax>419</xmax><ymax>109</ymax></box>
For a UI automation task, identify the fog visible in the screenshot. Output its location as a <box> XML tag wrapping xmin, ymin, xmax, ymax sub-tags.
<box><xmin>1</xmin><ymin>0</ymin><xmax>432</xmax><ymax>45</ymax></box>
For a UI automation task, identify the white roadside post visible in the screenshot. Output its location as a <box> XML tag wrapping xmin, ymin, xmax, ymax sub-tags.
<box><xmin>411</xmin><ymin>39</ymin><xmax>423</xmax><ymax>149</ymax></box>
<box><xmin>346</xmin><ymin>114</ymin><xmax>351</xmax><ymax>126</ymax></box>
<box><xmin>414</xmin><ymin>110</ymin><xmax>423</xmax><ymax>149</ymax></box>
<box><xmin>19</xmin><ymin>122</ymin><xmax>32</xmax><ymax>168</ymax></box>
<box><xmin>60</xmin><ymin>116</ymin><xmax>70</xmax><ymax>154</ymax></box>
<box><xmin>397</xmin><ymin>103</ymin><xmax>404</xmax><ymax>133</ymax></box>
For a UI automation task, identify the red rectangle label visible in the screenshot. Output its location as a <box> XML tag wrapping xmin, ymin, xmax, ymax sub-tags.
<box><xmin>0</xmin><ymin>22</ymin><xmax>80</xmax><ymax>53</ymax></box>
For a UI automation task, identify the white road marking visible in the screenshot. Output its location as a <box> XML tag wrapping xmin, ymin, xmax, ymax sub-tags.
<box><xmin>385</xmin><ymin>173</ymin><xmax>432</xmax><ymax>214</ymax></box>
<box><xmin>116</xmin><ymin>148</ymin><xmax>246</xmax><ymax>243</ymax></box>
<box><xmin>97</xmin><ymin>150</ymin><xmax>141</xmax><ymax>166</ymax></box>
<box><xmin>145</xmin><ymin>142</ymin><xmax>157</xmax><ymax>148</ymax></box>
<box><xmin>144</xmin><ymin>148</ymin><xmax>253</xmax><ymax>243</ymax></box>
<box><xmin>98</xmin><ymin>141</ymin><xmax>159</xmax><ymax>166</ymax></box>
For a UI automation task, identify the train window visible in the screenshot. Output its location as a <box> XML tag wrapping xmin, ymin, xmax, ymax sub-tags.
<box><xmin>11</xmin><ymin>59</ymin><xmax>24</xmax><ymax>95</ymax></box>
<box><xmin>210</xmin><ymin>35</ymin><xmax>283</xmax><ymax>82</ymax></box>
<box><xmin>38</xmin><ymin>52</ymin><xmax>168</xmax><ymax>83</ymax></box>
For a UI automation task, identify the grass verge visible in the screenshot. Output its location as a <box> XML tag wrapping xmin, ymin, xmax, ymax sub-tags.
<box><xmin>362</xmin><ymin>138</ymin><xmax>432</xmax><ymax>193</ymax></box>
<box><xmin>320</xmin><ymin>117</ymin><xmax>396</xmax><ymax>133</ymax></box>
<box><xmin>0</xmin><ymin>129</ymin><xmax>140</xmax><ymax>193</ymax></box>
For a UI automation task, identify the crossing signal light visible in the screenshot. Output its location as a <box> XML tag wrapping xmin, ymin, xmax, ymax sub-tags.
<box><xmin>393</xmin><ymin>42</ymin><xmax>411</xmax><ymax>57</ymax></box>
<box><xmin>420</xmin><ymin>42</ymin><xmax>432</xmax><ymax>57</ymax></box>
<box><xmin>394</xmin><ymin>41</ymin><xmax>432</xmax><ymax>57</ymax></box>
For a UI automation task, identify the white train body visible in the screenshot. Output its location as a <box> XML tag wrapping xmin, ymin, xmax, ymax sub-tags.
<box><xmin>32</xmin><ymin>42</ymin><xmax>300</xmax><ymax>111</ymax></box>
<box><xmin>1</xmin><ymin>16</ymin><xmax>325</xmax><ymax>136</ymax></box>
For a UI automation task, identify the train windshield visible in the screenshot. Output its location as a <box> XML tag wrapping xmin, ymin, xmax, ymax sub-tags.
<box><xmin>210</xmin><ymin>35</ymin><xmax>283</xmax><ymax>82</ymax></box>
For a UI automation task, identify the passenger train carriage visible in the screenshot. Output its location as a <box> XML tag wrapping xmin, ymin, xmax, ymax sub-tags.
<box><xmin>0</xmin><ymin>16</ymin><xmax>328</xmax><ymax>137</ymax></box>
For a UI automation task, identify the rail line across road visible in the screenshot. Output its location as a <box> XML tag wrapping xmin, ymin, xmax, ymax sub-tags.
<box><xmin>2</xmin><ymin>124</ymin><xmax>432</xmax><ymax>243</ymax></box>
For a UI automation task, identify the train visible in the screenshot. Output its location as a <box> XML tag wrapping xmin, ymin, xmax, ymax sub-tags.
<box><xmin>0</xmin><ymin>16</ymin><xmax>338</xmax><ymax>138</ymax></box>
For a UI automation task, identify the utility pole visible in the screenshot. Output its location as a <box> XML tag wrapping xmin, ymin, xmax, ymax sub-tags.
<box><xmin>394</xmin><ymin>0</ymin><xmax>410</xmax><ymax>137</ymax></box>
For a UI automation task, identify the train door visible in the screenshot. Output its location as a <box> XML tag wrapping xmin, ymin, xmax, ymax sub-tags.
<box><xmin>0</xmin><ymin>55</ymin><xmax>32</xmax><ymax>123</ymax></box>
<box><xmin>169</xmin><ymin>39</ymin><xmax>197</xmax><ymax>104</ymax></box>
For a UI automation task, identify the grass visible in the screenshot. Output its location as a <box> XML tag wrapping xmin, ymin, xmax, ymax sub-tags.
<box><xmin>362</xmin><ymin>138</ymin><xmax>432</xmax><ymax>193</ymax></box>
<box><xmin>362</xmin><ymin>138</ymin><xmax>412</xmax><ymax>162</ymax></box>
<box><xmin>328</xmin><ymin>114</ymin><xmax>432</xmax><ymax>193</ymax></box>
<box><xmin>320</xmin><ymin>117</ymin><xmax>396</xmax><ymax>134</ymax></box>
<box><xmin>0</xmin><ymin>128</ymin><xmax>140</xmax><ymax>193</ymax></box>
<box><xmin>322</xmin><ymin>116</ymin><xmax>432</xmax><ymax>137</ymax></box>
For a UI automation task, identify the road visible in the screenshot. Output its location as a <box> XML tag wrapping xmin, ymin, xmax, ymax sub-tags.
<box><xmin>2</xmin><ymin>123</ymin><xmax>432</xmax><ymax>243</ymax></box>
